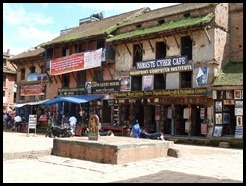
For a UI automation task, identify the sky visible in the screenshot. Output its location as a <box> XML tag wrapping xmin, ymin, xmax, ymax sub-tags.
<box><xmin>3</xmin><ymin>3</ymin><xmax>180</xmax><ymax>56</ymax></box>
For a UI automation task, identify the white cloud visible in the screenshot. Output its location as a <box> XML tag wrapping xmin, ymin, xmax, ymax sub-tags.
<box><xmin>3</xmin><ymin>3</ymin><xmax>57</xmax><ymax>55</ymax></box>
<box><xmin>18</xmin><ymin>26</ymin><xmax>59</xmax><ymax>41</ymax></box>
<box><xmin>3</xmin><ymin>3</ymin><xmax>53</xmax><ymax>26</ymax></box>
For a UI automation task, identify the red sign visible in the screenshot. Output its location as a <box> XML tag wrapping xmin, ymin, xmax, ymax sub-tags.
<box><xmin>21</xmin><ymin>85</ymin><xmax>45</xmax><ymax>96</ymax></box>
<box><xmin>50</xmin><ymin>53</ymin><xmax>84</xmax><ymax>75</ymax></box>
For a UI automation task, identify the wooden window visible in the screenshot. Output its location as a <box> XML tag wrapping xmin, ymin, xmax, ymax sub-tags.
<box><xmin>30</xmin><ymin>66</ymin><xmax>35</xmax><ymax>73</ymax></box>
<box><xmin>94</xmin><ymin>69</ymin><xmax>103</xmax><ymax>82</ymax></box>
<box><xmin>3</xmin><ymin>75</ymin><xmax>6</xmax><ymax>87</ymax></box>
<box><xmin>21</xmin><ymin>68</ymin><xmax>25</xmax><ymax>80</ymax></box>
<box><xmin>77</xmin><ymin>71</ymin><xmax>86</xmax><ymax>87</ymax></box>
<box><xmin>79</xmin><ymin>42</ymin><xmax>87</xmax><ymax>52</ymax></box>
<box><xmin>3</xmin><ymin>59</ymin><xmax>6</xmax><ymax>67</ymax></box>
<box><xmin>133</xmin><ymin>44</ymin><xmax>143</xmax><ymax>67</ymax></box>
<box><xmin>181</xmin><ymin>35</ymin><xmax>192</xmax><ymax>60</ymax></box>
<box><xmin>97</xmin><ymin>40</ymin><xmax>105</xmax><ymax>49</ymax></box>
<box><xmin>180</xmin><ymin>71</ymin><xmax>192</xmax><ymax>88</ymax></box>
<box><xmin>62</xmin><ymin>46</ymin><xmax>70</xmax><ymax>56</ymax></box>
<box><xmin>131</xmin><ymin>76</ymin><xmax>142</xmax><ymax>91</ymax></box>
<box><xmin>62</xmin><ymin>73</ymin><xmax>70</xmax><ymax>88</ymax></box>
<box><xmin>154</xmin><ymin>74</ymin><xmax>165</xmax><ymax>90</ymax></box>
<box><xmin>156</xmin><ymin>42</ymin><xmax>166</xmax><ymax>59</ymax></box>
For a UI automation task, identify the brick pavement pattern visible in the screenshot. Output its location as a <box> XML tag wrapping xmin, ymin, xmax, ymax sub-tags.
<box><xmin>3</xmin><ymin>132</ymin><xmax>243</xmax><ymax>183</ymax></box>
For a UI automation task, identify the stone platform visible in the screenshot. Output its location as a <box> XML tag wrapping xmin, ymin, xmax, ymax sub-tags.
<box><xmin>52</xmin><ymin>136</ymin><xmax>173</xmax><ymax>164</ymax></box>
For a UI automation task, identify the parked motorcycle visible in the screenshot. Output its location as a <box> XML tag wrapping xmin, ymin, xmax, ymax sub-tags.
<box><xmin>140</xmin><ymin>130</ymin><xmax>165</xmax><ymax>140</ymax></box>
<box><xmin>45</xmin><ymin>125</ymin><xmax>73</xmax><ymax>138</ymax></box>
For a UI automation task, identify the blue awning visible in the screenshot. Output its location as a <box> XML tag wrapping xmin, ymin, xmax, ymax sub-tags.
<box><xmin>43</xmin><ymin>95</ymin><xmax>104</xmax><ymax>106</ymax></box>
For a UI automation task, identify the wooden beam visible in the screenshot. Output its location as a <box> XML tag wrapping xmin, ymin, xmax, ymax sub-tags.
<box><xmin>45</xmin><ymin>71</ymin><xmax>53</xmax><ymax>83</ymax></box>
<box><xmin>147</xmin><ymin>39</ymin><xmax>154</xmax><ymax>52</ymax></box>
<box><xmin>204</xmin><ymin>27</ymin><xmax>211</xmax><ymax>43</ymax></box>
<box><xmin>112</xmin><ymin>43</ymin><xmax>120</xmax><ymax>56</ymax></box>
<box><xmin>8</xmin><ymin>61</ymin><xmax>20</xmax><ymax>72</ymax></box>
<box><xmin>88</xmin><ymin>69</ymin><xmax>94</xmax><ymax>80</ymax></box>
<box><xmin>26</xmin><ymin>62</ymin><xmax>32</xmax><ymax>71</ymax></box>
<box><xmin>173</xmin><ymin>34</ymin><xmax>180</xmax><ymax>48</ymax></box>
<box><xmin>72</xmin><ymin>72</ymin><xmax>76</xmax><ymax>81</ymax></box>
<box><xmin>36</xmin><ymin>60</ymin><xmax>42</xmax><ymax>70</ymax></box>
<box><xmin>123</xmin><ymin>41</ymin><xmax>132</xmax><ymax>55</ymax></box>
<box><xmin>105</xmin><ymin>65</ymin><xmax>113</xmax><ymax>80</ymax></box>
<box><xmin>160</xmin><ymin>35</ymin><xmax>169</xmax><ymax>50</ymax></box>
<box><xmin>57</xmin><ymin>75</ymin><xmax>62</xmax><ymax>84</ymax></box>
<box><xmin>188</xmin><ymin>32</ymin><xmax>196</xmax><ymax>45</ymax></box>
<box><xmin>53</xmin><ymin>76</ymin><xmax>57</xmax><ymax>84</ymax></box>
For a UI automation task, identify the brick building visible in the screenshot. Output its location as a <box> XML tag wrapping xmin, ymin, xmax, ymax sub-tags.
<box><xmin>3</xmin><ymin>49</ymin><xmax>16</xmax><ymax>112</ymax></box>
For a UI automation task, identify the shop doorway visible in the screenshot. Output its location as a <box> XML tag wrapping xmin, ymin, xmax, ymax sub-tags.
<box><xmin>134</xmin><ymin>103</ymin><xmax>144</xmax><ymax>129</ymax></box>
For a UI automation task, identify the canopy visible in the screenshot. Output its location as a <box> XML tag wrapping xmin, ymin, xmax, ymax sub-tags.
<box><xmin>15</xmin><ymin>99</ymin><xmax>50</xmax><ymax>108</ymax></box>
<box><xmin>43</xmin><ymin>95</ymin><xmax>104</xmax><ymax>106</ymax></box>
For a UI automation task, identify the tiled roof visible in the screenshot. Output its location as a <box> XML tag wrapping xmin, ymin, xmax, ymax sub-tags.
<box><xmin>119</xmin><ymin>3</ymin><xmax>217</xmax><ymax>27</ymax></box>
<box><xmin>42</xmin><ymin>8</ymin><xmax>149</xmax><ymax>47</ymax></box>
<box><xmin>9</xmin><ymin>47</ymin><xmax>45</xmax><ymax>61</ymax></box>
<box><xmin>211</xmin><ymin>61</ymin><xmax>243</xmax><ymax>86</ymax></box>
<box><xmin>107</xmin><ymin>13</ymin><xmax>214</xmax><ymax>43</ymax></box>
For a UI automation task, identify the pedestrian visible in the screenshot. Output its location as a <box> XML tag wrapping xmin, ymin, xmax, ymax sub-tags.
<box><xmin>14</xmin><ymin>115</ymin><xmax>22</xmax><ymax>132</ymax></box>
<box><xmin>131</xmin><ymin>119</ymin><xmax>141</xmax><ymax>138</ymax></box>
<box><xmin>46</xmin><ymin>114</ymin><xmax>55</xmax><ymax>137</ymax></box>
<box><xmin>3</xmin><ymin>112</ymin><xmax>8</xmax><ymax>130</ymax></box>
<box><xmin>69</xmin><ymin>116</ymin><xmax>77</xmax><ymax>135</ymax></box>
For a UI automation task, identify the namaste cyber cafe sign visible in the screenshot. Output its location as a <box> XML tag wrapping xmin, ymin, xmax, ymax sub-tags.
<box><xmin>130</xmin><ymin>55</ymin><xmax>191</xmax><ymax>76</ymax></box>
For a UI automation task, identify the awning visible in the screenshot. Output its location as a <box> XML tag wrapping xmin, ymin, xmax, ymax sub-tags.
<box><xmin>14</xmin><ymin>99</ymin><xmax>50</xmax><ymax>108</ymax></box>
<box><xmin>43</xmin><ymin>95</ymin><xmax>104</xmax><ymax>106</ymax></box>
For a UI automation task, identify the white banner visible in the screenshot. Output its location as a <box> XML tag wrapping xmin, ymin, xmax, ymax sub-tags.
<box><xmin>84</xmin><ymin>48</ymin><xmax>102</xmax><ymax>69</ymax></box>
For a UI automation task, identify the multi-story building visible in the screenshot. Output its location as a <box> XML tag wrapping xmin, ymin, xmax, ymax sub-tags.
<box><xmin>3</xmin><ymin>49</ymin><xmax>16</xmax><ymax>112</ymax></box>
<box><xmin>210</xmin><ymin>3</ymin><xmax>243</xmax><ymax>138</ymax></box>
<box><xmin>8</xmin><ymin>46</ymin><xmax>51</xmax><ymax>122</ymax></box>
<box><xmin>9</xmin><ymin>3</ymin><xmax>242</xmax><ymax>138</ymax></box>
<box><xmin>40</xmin><ymin>9</ymin><xmax>149</xmax><ymax>127</ymax></box>
<box><xmin>106</xmin><ymin>3</ymin><xmax>231</xmax><ymax>136</ymax></box>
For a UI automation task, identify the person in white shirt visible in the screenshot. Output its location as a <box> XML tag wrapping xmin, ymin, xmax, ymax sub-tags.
<box><xmin>69</xmin><ymin>116</ymin><xmax>77</xmax><ymax>135</ymax></box>
<box><xmin>14</xmin><ymin>115</ymin><xmax>22</xmax><ymax>132</ymax></box>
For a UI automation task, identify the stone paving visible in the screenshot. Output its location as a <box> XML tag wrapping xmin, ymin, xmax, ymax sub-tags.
<box><xmin>3</xmin><ymin>131</ymin><xmax>243</xmax><ymax>183</ymax></box>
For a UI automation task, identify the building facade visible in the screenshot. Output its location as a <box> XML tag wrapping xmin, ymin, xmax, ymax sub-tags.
<box><xmin>3</xmin><ymin>49</ymin><xmax>16</xmax><ymax>112</ymax></box>
<box><xmin>9</xmin><ymin>3</ymin><xmax>243</xmax><ymax>138</ymax></box>
<box><xmin>106</xmin><ymin>3</ymin><xmax>231</xmax><ymax>136</ymax></box>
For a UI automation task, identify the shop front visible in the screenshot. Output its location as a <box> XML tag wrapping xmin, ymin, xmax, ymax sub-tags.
<box><xmin>114</xmin><ymin>88</ymin><xmax>213</xmax><ymax>137</ymax></box>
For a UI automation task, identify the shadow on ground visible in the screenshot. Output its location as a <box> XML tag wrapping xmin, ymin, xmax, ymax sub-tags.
<box><xmin>111</xmin><ymin>170</ymin><xmax>242</xmax><ymax>183</ymax></box>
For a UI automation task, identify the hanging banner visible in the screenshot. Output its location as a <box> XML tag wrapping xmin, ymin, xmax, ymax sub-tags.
<box><xmin>21</xmin><ymin>85</ymin><xmax>46</xmax><ymax>96</ymax></box>
<box><xmin>50</xmin><ymin>48</ymin><xmax>102</xmax><ymax>75</ymax></box>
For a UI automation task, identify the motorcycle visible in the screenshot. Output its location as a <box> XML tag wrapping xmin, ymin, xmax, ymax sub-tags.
<box><xmin>140</xmin><ymin>130</ymin><xmax>165</xmax><ymax>140</ymax></box>
<box><xmin>45</xmin><ymin>125</ymin><xmax>73</xmax><ymax>138</ymax></box>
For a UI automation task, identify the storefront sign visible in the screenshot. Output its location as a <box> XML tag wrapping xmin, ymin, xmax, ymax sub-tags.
<box><xmin>91</xmin><ymin>80</ymin><xmax>119</xmax><ymax>94</ymax></box>
<box><xmin>21</xmin><ymin>85</ymin><xmax>45</xmax><ymax>96</ymax></box>
<box><xmin>136</xmin><ymin>56</ymin><xmax>188</xmax><ymax>70</ymax></box>
<box><xmin>130</xmin><ymin>65</ymin><xmax>192</xmax><ymax>76</ymax></box>
<box><xmin>58</xmin><ymin>87</ymin><xmax>85</xmax><ymax>95</ymax></box>
<box><xmin>115</xmin><ymin>88</ymin><xmax>207</xmax><ymax>98</ymax></box>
